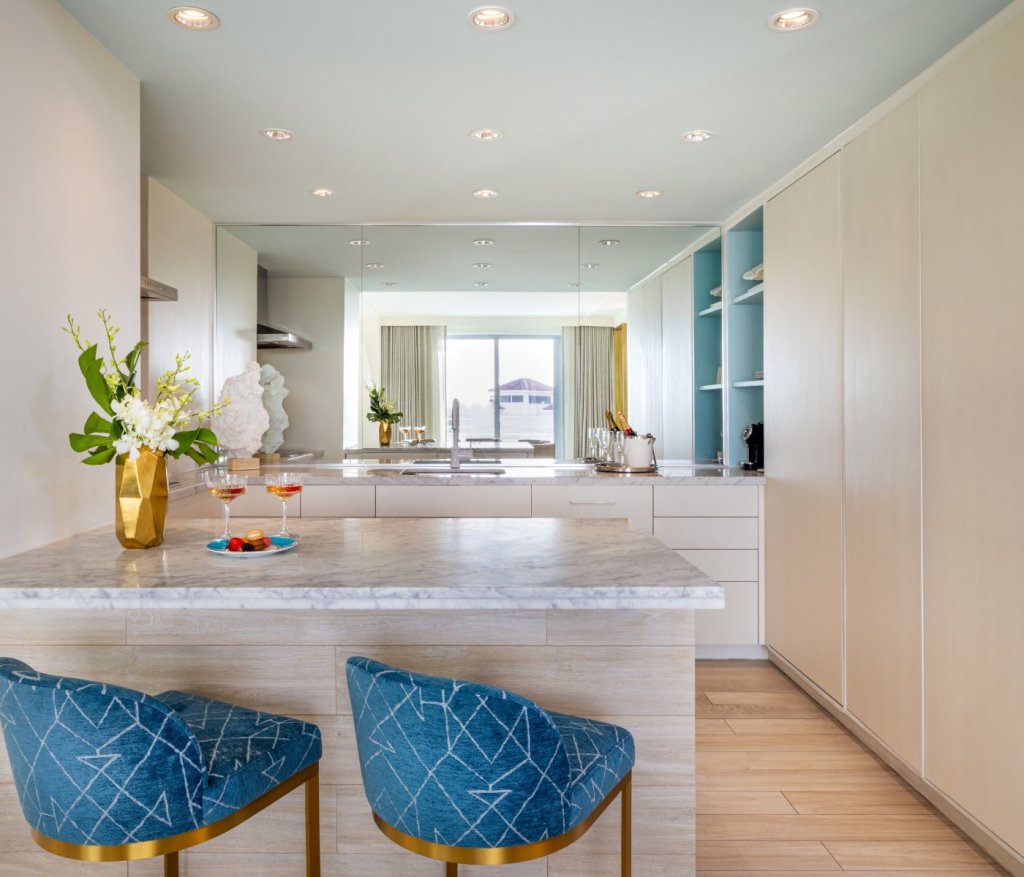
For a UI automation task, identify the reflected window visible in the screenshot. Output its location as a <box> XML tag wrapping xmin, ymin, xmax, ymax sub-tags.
<box><xmin>447</xmin><ymin>335</ymin><xmax>559</xmax><ymax>447</ymax></box>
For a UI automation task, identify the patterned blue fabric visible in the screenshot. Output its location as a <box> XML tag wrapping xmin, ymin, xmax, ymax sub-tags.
<box><xmin>155</xmin><ymin>690</ymin><xmax>321</xmax><ymax>824</ymax></box>
<box><xmin>346</xmin><ymin>656</ymin><xmax>634</xmax><ymax>849</ymax></box>
<box><xmin>0</xmin><ymin>658</ymin><xmax>321</xmax><ymax>848</ymax></box>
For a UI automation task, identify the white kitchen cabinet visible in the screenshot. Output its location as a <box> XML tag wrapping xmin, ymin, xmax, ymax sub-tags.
<box><xmin>531</xmin><ymin>485</ymin><xmax>653</xmax><ymax>532</ymax></box>
<box><xmin>300</xmin><ymin>485</ymin><xmax>376</xmax><ymax>517</ymax></box>
<box><xmin>654</xmin><ymin>485</ymin><xmax>762</xmax><ymax>647</ymax></box>
<box><xmin>842</xmin><ymin>96</ymin><xmax>923</xmax><ymax>771</ymax></box>
<box><xmin>764</xmin><ymin>152</ymin><xmax>844</xmax><ymax>702</ymax></box>
<box><xmin>375</xmin><ymin>485</ymin><xmax>531</xmax><ymax>518</ymax></box>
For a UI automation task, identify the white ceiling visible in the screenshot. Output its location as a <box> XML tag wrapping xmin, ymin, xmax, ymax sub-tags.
<box><xmin>60</xmin><ymin>0</ymin><xmax>1010</xmax><ymax>225</ymax></box>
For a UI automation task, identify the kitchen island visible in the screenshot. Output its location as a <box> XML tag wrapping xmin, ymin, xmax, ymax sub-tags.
<box><xmin>0</xmin><ymin>517</ymin><xmax>721</xmax><ymax>877</ymax></box>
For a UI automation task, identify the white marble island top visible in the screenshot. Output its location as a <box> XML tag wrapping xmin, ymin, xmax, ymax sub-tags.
<box><xmin>0</xmin><ymin>517</ymin><xmax>724</xmax><ymax>611</ymax></box>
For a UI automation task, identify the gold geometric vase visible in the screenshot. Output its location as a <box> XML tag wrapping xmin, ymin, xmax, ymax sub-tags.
<box><xmin>114</xmin><ymin>447</ymin><xmax>168</xmax><ymax>548</ymax></box>
<box><xmin>378</xmin><ymin>421</ymin><xmax>393</xmax><ymax>447</ymax></box>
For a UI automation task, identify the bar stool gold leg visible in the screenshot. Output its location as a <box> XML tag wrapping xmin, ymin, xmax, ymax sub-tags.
<box><xmin>164</xmin><ymin>851</ymin><xmax>179</xmax><ymax>877</ymax></box>
<box><xmin>446</xmin><ymin>862</ymin><xmax>458</xmax><ymax>876</ymax></box>
<box><xmin>306</xmin><ymin>766</ymin><xmax>321</xmax><ymax>877</ymax></box>
<box><xmin>621</xmin><ymin>771</ymin><xmax>632</xmax><ymax>877</ymax></box>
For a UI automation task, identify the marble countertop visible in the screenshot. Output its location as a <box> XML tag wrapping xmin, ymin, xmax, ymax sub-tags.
<box><xmin>168</xmin><ymin>458</ymin><xmax>763</xmax><ymax>499</ymax></box>
<box><xmin>0</xmin><ymin>517</ymin><xmax>724</xmax><ymax>611</ymax></box>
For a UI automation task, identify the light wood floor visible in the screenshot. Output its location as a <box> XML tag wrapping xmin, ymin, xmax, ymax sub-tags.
<box><xmin>696</xmin><ymin>660</ymin><xmax>1006</xmax><ymax>875</ymax></box>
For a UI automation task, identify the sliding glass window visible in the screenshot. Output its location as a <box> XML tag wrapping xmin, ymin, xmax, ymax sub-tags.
<box><xmin>446</xmin><ymin>335</ymin><xmax>560</xmax><ymax>451</ymax></box>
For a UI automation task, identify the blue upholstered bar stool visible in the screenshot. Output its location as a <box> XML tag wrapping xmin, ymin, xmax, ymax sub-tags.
<box><xmin>346</xmin><ymin>656</ymin><xmax>635</xmax><ymax>876</ymax></box>
<box><xmin>0</xmin><ymin>658</ymin><xmax>322</xmax><ymax>877</ymax></box>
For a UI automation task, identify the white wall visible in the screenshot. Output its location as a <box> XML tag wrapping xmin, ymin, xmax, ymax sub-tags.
<box><xmin>143</xmin><ymin>178</ymin><xmax>215</xmax><ymax>479</ymax></box>
<box><xmin>0</xmin><ymin>1</ymin><xmax>139</xmax><ymax>558</ymax></box>
<box><xmin>360</xmin><ymin>300</ymin><xmax>383</xmax><ymax>448</ymax></box>
<box><xmin>259</xmin><ymin>278</ymin><xmax>346</xmax><ymax>455</ymax></box>
<box><xmin>626</xmin><ymin>276</ymin><xmax>664</xmax><ymax>436</ymax></box>
<box><xmin>342</xmin><ymin>279</ymin><xmax>362</xmax><ymax>449</ymax></box>
<box><xmin>214</xmin><ymin>228</ymin><xmax>257</xmax><ymax>393</ymax></box>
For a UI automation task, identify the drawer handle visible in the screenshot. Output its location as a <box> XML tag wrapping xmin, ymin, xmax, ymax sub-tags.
<box><xmin>569</xmin><ymin>500</ymin><xmax>616</xmax><ymax>506</ymax></box>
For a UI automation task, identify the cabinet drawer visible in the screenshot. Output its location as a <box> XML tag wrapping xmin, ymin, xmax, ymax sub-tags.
<box><xmin>696</xmin><ymin>581</ymin><xmax>760</xmax><ymax>645</ymax></box>
<box><xmin>531</xmin><ymin>486</ymin><xmax>652</xmax><ymax>532</ymax></box>
<box><xmin>654</xmin><ymin>485</ymin><xmax>759</xmax><ymax>517</ymax></box>
<box><xmin>674</xmin><ymin>549</ymin><xmax>759</xmax><ymax>582</ymax></box>
<box><xmin>171</xmin><ymin>487</ymin><xmax>281</xmax><ymax>517</ymax></box>
<box><xmin>654</xmin><ymin>517</ymin><xmax>758</xmax><ymax>550</ymax></box>
<box><xmin>375</xmin><ymin>485</ymin><xmax>531</xmax><ymax>518</ymax></box>
<box><xmin>300</xmin><ymin>485</ymin><xmax>375</xmax><ymax>517</ymax></box>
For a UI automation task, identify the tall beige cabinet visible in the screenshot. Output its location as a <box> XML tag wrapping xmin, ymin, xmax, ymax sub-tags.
<box><xmin>763</xmin><ymin>154</ymin><xmax>844</xmax><ymax>702</ymax></box>
<box><xmin>841</xmin><ymin>97</ymin><xmax>923</xmax><ymax>772</ymax></box>
<box><xmin>919</xmin><ymin>11</ymin><xmax>1024</xmax><ymax>857</ymax></box>
<box><xmin>759</xmin><ymin>9</ymin><xmax>1024</xmax><ymax>870</ymax></box>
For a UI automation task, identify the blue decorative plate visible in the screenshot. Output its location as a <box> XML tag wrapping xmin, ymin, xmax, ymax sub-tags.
<box><xmin>206</xmin><ymin>535</ymin><xmax>298</xmax><ymax>558</ymax></box>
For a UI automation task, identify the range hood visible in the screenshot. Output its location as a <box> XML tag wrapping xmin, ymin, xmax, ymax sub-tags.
<box><xmin>256</xmin><ymin>265</ymin><xmax>313</xmax><ymax>350</ymax></box>
<box><xmin>140</xmin><ymin>276</ymin><xmax>178</xmax><ymax>301</ymax></box>
<box><xmin>257</xmin><ymin>324</ymin><xmax>313</xmax><ymax>350</ymax></box>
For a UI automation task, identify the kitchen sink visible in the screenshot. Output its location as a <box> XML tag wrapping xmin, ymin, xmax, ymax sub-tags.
<box><xmin>399</xmin><ymin>467</ymin><xmax>505</xmax><ymax>476</ymax></box>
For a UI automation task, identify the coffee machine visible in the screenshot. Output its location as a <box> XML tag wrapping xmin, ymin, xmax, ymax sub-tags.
<box><xmin>741</xmin><ymin>422</ymin><xmax>764</xmax><ymax>471</ymax></box>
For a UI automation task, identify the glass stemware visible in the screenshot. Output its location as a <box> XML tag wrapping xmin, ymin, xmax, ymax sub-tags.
<box><xmin>265</xmin><ymin>472</ymin><xmax>303</xmax><ymax>538</ymax></box>
<box><xmin>205</xmin><ymin>473</ymin><xmax>247</xmax><ymax>541</ymax></box>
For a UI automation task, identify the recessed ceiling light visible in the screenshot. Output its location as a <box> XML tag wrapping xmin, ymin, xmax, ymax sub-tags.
<box><xmin>382</xmin><ymin>281</ymin><xmax>398</xmax><ymax>287</ymax></box>
<box><xmin>682</xmin><ymin>129</ymin><xmax>714</xmax><ymax>142</ymax></box>
<box><xmin>262</xmin><ymin>128</ymin><xmax>293</xmax><ymax>141</ymax></box>
<box><xmin>598</xmin><ymin>239</ymin><xmax>620</xmax><ymax>247</ymax></box>
<box><xmin>769</xmin><ymin>7</ymin><xmax>819</xmax><ymax>30</ymax></box>
<box><xmin>473</xmin><ymin>263</ymin><xmax>492</xmax><ymax>269</ymax></box>
<box><xmin>472</xmin><ymin>188</ymin><xmax>500</xmax><ymax>199</ymax></box>
<box><xmin>470</xmin><ymin>128</ymin><xmax>504</xmax><ymax>142</ymax></box>
<box><xmin>310</xmin><ymin>188</ymin><xmax>333</xmax><ymax>198</ymax></box>
<box><xmin>474</xmin><ymin>281</ymin><xmax>490</xmax><ymax>287</ymax></box>
<box><xmin>636</xmin><ymin>189</ymin><xmax>662</xmax><ymax>199</ymax></box>
<box><xmin>349</xmin><ymin>239</ymin><xmax>370</xmax><ymax>246</ymax></box>
<box><xmin>168</xmin><ymin>6</ymin><xmax>220</xmax><ymax>29</ymax></box>
<box><xmin>568</xmin><ymin>282</ymin><xmax>581</xmax><ymax>288</ymax></box>
<box><xmin>473</xmin><ymin>239</ymin><xmax>495</xmax><ymax>246</ymax></box>
<box><xmin>365</xmin><ymin>263</ymin><xmax>384</xmax><ymax>269</ymax></box>
<box><xmin>469</xmin><ymin>7</ymin><xmax>514</xmax><ymax>29</ymax></box>
<box><xmin>583</xmin><ymin>263</ymin><xmax>600</xmax><ymax>269</ymax></box>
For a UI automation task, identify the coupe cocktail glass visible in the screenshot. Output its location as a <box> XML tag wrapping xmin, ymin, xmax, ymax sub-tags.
<box><xmin>205</xmin><ymin>473</ymin><xmax>247</xmax><ymax>541</ymax></box>
<box><xmin>265</xmin><ymin>472</ymin><xmax>303</xmax><ymax>538</ymax></box>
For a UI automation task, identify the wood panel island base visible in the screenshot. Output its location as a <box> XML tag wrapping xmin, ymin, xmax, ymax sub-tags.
<box><xmin>0</xmin><ymin>517</ymin><xmax>722</xmax><ymax>877</ymax></box>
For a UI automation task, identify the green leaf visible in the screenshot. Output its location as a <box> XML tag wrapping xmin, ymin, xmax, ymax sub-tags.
<box><xmin>195</xmin><ymin>427</ymin><xmax>218</xmax><ymax>445</ymax></box>
<box><xmin>78</xmin><ymin>344</ymin><xmax>114</xmax><ymax>415</ymax></box>
<box><xmin>69</xmin><ymin>432</ymin><xmax>113</xmax><ymax>452</ymax></box>
<box><xmin>82</xmin><ymin>446</ymin><xmax>117</xmax><ymax>465</ymax></box>
<box><xmin>196</xmin><ymin>443</ymin><xmax>219</xmax><ymax>463</ymax></box>
<box><xmin>184</xmin><ymin>446</ymin><xmax>207</xmax><ymax>465</ymax></box>
<box><xmin>123</xmin><ymin>340</ymin><xmax>146</xmax><ymax>384</ymax></box>
<box><xmin>83</xmin><ymin>412</ymin><xmax>113</xmax><ymax>434</ymax></box>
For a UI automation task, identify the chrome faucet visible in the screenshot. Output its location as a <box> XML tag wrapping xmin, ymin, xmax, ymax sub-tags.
<box><xmin>450</xmin><ymin>398</ymin><xmax>472</xmax><ymax>469</ymax></box>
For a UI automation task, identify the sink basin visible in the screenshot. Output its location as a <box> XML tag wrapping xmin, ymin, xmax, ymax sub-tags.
<box><xmin>400</xmin><ymin>468</ymin><xmax>505</xmax><ymax>476</ymax></box>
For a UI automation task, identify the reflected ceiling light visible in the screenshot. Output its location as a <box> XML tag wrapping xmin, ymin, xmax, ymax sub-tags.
<box><xmin>472</xmin><ymin>188</ymin><xmax>500</xmax><ymax>199</ymax></box>
<box><xmin>473</xmin><ymin>262</ymin><xmax>491</xmax><ymax>269</ymax></box>
<box><xmin>569</xmin><ymin>282</ymin><xmax>581</xmax><ymax>288</ymax></box>
<box><xmin>636</xmin><ymin>189</ymin><xmax>662</xmax><ymax>199</ymax></box>
<box><xmin>470</xmin><ymin>128</ymin><xmax>504</xmax><ymax>141</ymax></box>
<box><xmin>365</xmin><ymin>263</ymin><xmax>384</xmax><ymax>269</ymax></box>
<box><xmin>382</xmin><ymin>281</ymin><xmax>398</xmax><ymax>287</ymax></box>
<box><xmin>473</xmin><ymin>239</ymin><xmax>495</xmax><ymax>246</ymax></box>
<box><xmin>682</xmin><ymin>129</ymin><xmax>714</xmax><ymax>142</ymax></box>
<box><xmin>769</xmin><ymin>7</ymin><xmax>819</xmax><ymax>30</ymax></box>
<box><xmin>349</xmin><ymin>239</ymin><xmax>370</xmax><ymax>246</ymax></box>
<box><xmin>168</xmin><ymin>6</ymin><xmax>220</xmax><ymax>29</ymax></box>
<box><xmin>310</xmin><ymin>188</ymin><xmax>333</xmax><ymax>197</ymax></box>
<box><xmin>262</xmin><ymin>128</ymin><xmax>293</xmax><ymax>140</ymax></box>
<box><xmin>582</xmin><ymin>263</ymin><xmax>599</xmax><ymax>269</ymax></box>
<box><xmin>469</xmin><ymin>7</ymin><xmax>514</xmax><ymax>29</ymax></box>
<box><xmin>474</xmin><ymin>281</ymin><xmax>490</xmax><ymax>287</ymax></box>
<box><xmin>598</xmin><ymin>239</ymin><xmax>620</xmax><ymax>246</ymax></box>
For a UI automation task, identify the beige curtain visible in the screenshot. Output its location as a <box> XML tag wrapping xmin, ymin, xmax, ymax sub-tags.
<box><xmin>562</xmin><ymin>326</ymin><xmax>614</xmax><ymax>458</ymax></box>
<box><xmin>380</xmin><ymin>326</ymin><xmax>447</xmax><ymax>442</ymax></box>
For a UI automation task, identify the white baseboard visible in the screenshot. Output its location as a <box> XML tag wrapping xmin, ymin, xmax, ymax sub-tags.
<box><xmin>696</xmin><ymin>644</ymin><xmax>770</xmax><ymax>660</ymax></box>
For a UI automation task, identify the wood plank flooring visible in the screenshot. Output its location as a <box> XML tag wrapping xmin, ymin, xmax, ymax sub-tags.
<box><xmin>696</xmin><ymin>660</ymin><xmax>1006</xmax><ymax>874</ymax></box>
